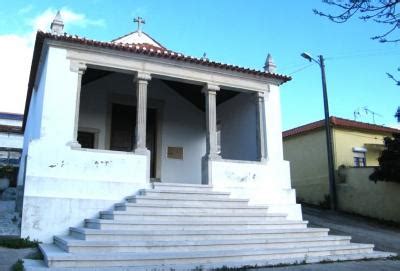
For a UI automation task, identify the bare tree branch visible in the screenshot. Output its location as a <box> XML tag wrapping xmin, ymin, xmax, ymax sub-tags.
<box><xmin>314</xmin><ymin>0</ymin><xmax>400</xmax><ymax>42</ymax></box>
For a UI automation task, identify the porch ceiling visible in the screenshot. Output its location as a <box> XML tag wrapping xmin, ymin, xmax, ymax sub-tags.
<box><xmin>162</xmin><ymin>80</ymin><xmax>238</xmax><ymax>111</ymax></box>
<box><xmin>82</xmin><ymin>68</ymin><xmax>239</xmax><ymax>111</ymax></box>
<box><xmin>82</xmin><ymin>69</ymin><xmax>113</xmax><ymax>86</ymax></box>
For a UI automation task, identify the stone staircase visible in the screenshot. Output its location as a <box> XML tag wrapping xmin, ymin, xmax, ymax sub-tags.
<box><xmin>24</xmin><ymin>182</ymin><xmax>394</xmax><ymax>270</ymax></box>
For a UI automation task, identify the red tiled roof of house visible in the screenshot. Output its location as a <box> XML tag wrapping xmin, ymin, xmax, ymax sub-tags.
<box><xmin>283</xmin><ymin>117</ymin><xmax>400</xmax><ymax>138</ymax></box>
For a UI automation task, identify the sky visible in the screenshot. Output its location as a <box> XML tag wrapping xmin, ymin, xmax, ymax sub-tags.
<box><xmin>0</xmin><ymin>0</ymin><xmax>399</xmax><ymax>130</ymax></box>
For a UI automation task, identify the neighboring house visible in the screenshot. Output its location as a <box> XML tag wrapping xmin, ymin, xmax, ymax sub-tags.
<box><xmin>283</xmin><ymin>117</ymin><xmax>400</xmax><ymax>220</ymax></box>
<box><xmin>18</xmin><ymin>13</ymin><xmax>391</xmax><ymax>270</ymax></box>
<box><xmin>0</xmin><ymin>112</ymin><xmax>23</xmax><ymax>186</ymax></box>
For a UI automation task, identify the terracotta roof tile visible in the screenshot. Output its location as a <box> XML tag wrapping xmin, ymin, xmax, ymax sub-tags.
<box><xmin>37</xmin><ymin>31</ymin><xmax>291</xmax><ymax>82</ymax></box>
<box><xmin>283</xmin><ymin>117</ymin><xmax>400</xmax><ymax>138</ymax></box>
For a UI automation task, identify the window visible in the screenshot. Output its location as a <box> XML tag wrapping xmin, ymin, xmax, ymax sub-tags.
<box><xmin>353</xmin><ymin>149</ymin><xmax>366</xmax><ymax>167</ymax></box>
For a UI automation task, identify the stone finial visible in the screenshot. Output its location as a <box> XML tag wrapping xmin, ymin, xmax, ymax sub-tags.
<box><xmin>263</xmin><ymin>53</ymin><xmax>277</xmax><ymax>73</ymax></box>
<box><xmin>50</xmin><ymin>11</ymin><xmax>64</xmax><ymax>34</ymax></box>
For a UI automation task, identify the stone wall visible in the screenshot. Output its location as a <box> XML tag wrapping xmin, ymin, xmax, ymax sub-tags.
<box><xmin>337</xmin><ymin>167</ymin><xmax>400</xmax><ymax>223</ymax></box>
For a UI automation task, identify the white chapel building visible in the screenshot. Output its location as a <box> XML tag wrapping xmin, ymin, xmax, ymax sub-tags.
<box><xmin>19</xmin><ymin>13</ymin><xmax>392</xmax><ymax>270</ymax></box>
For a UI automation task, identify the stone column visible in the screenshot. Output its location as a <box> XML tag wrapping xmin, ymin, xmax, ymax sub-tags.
<box><xmin>68</xmin><ymin>61</ymin><xmax>87</xmax><ymax>148</ymax></box>
<box><xmin>202</xmin><ymin>83</ymin><xmax>221</xmax><ymax>160</ymax></box>
<box><xmin>134</xmin><ymin>72</ymin><xmax>151</xmax><ymax>154</ymax></box>
<box><xmin>255</xmin><ymin>91</ymin><xmax>267</xmax><ymax>161</ymax></box>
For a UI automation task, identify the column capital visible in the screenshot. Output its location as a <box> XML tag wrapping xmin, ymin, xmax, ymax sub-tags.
<box><xmin>135</xmin><ymin>71</ymin><xmax>152</xmax><ymax>82</ymax></box>
<box><xmin>70</xmin><ymin>61</ymin><xmax>87</xmax><ymax>74</ymax></box>
<box><xmin>256</xmin><ymin>91</ymin><xmax>265</xmax><ymax>98</ymax></box>
<box><xmin>202</xmin><ymin>83</ymin><xmax>220</xmax><ymax>94</ymax></box>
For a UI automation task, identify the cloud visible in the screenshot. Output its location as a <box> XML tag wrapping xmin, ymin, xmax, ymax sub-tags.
<box><xmin>18</xmin><ymin>4</ymin><xmax>34</xmax><ymax>15</ymax></box>
<box><xmin>31</xmin><ymin>7</ymin><xmax>105</xmax><ymax>32</ymax></box>
<box><xmin>0</xmin><ymin>8</ymin><xmax>105</xmax><ymax>114</ymax></box>
<box><xmin>0</xmin><ymin>35</ymin><xmax>32</xmax><ymax>113</ymax></box>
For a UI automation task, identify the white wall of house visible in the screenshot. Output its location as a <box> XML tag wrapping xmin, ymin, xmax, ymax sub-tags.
<box><xmin>210</xmin><ymin>159</ymin><xmax>301</xmax><ymax>220</ymax></box>
<box><xmin>20</xmin><ymin>42</ymin><xmax>301</xmax><ymax>242</ymax></box>
<box><xmin>20</xmin><ymin>47</ymin><xmax>149</xmax><ymax>242</ymax></box>
<box><xmin>217</xmin><ymin>92</ymin><xmax>258</xmax><ymax>161</ymax></box>
<box><xmin>79</xmin><ymin>73</ymin><xmax>206</xmax><ymax>184</ymax></box>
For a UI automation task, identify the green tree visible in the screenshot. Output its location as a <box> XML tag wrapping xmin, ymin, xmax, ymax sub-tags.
<box><xmin>369</xmin><ymin>133</ymin><xmax>400</xmax><ymax>182</ymax></box>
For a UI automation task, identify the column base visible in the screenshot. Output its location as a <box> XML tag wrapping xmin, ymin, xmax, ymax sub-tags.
<box><xmin>134</xmin><ymin>148</ymin><xmax>150</xmax><ymax>156</ymax></box>
<box><xmin>67</xmin><ymin>140</ymin><xmax>81</xmax><ymax>148</ymax></box>
<box><xmin>205</xmin><ymin>153</ymin><xmax>222</xmax><ymax>161</ymax></box>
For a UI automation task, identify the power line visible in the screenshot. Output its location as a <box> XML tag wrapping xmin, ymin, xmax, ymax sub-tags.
<box><xmin>326</xmin><ymin>49</ymin><xmax>400</xmax><ymax>61</ymax></box>
<box><xmin>288</xmin><ymin>63</ymin><xmax>314</xmax><ymax>75</ymax></box>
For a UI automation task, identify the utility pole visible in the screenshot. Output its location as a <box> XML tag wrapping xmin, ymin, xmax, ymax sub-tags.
<box><xmin>319</xmin><ymin>55</ymin><xmax>337</xmax><ymax>211</ymax></box>
<box><xmin>301</xmin><ymin>53</ymin><xmax>337</xmax><ymax>210</ymax></box>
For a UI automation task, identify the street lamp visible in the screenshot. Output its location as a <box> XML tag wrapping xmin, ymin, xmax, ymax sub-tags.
<box><xmin>301</xmin><ymin>52</ymin><xmax>337</xmax><ymax>211</ymax></box>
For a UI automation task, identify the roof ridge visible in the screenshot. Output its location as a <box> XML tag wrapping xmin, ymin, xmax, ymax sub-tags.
<box><xmin>111</xmin><ymin>30</ymin><xmax>166</xmax><ymax>49</ymax></box>
<box><xmin>283</xmin><ymin>116</ymin><xmax>400</xmax><ymax>138</ymax></box>
<box><xmin>36</xmin><ymin>31</ymin><xmax>290</xmax><ymax>81</ymax></box>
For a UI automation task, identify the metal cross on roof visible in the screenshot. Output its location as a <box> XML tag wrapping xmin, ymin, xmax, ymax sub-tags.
<box><xmin>133</xmin><ymin>16</ymin><xmax>145</xmax><ymax>33</ymax></box>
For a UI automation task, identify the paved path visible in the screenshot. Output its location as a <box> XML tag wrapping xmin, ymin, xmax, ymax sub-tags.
<box><xmin>0</xmin><ymin>247</ymin><xmax>37</xmax><ymax>271</ymax></box>
<box><xmin>255</xmin><ymin>206</ymin><xmax>400</xmax><ymax>270</ymax></box>
<box><xmin>252</xmin><ymin>259</ymin><xmax>400</xmax><ymax>271</ymax></box>
<box><xmin>302</xmin><ymin>206</ymin><xmax>400</xmax><ymax>254</ymax></box>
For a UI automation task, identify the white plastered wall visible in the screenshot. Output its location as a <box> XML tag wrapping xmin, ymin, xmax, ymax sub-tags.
<box><xmin>20</xmin><ymin>46</ymin><xmax>148</xmax><ymax>242</ymax></box>
<box><xmin>210</xmin><ymin>86</ymin><xmax>302</xmax><ymax>220</ymax></box>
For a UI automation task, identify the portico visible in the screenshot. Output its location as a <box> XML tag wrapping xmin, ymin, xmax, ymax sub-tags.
<box><xmin>18</xmin><ymin>22</ymin><xmax>300</xmax><ymax>243</ymax></box>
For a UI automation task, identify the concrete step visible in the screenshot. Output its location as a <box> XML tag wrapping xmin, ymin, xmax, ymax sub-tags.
<box><xmin>85</xmin><ymin>218</ymin><xmax>308</xmax><ymax>231</ymax></box>
<box><xmin>152</xmin><ymin>182</ymin><xmax>213</xmax><ymax>192</ymax></box>
<box><xmin>22</xmin><ymin>250</ymin><xmax>396</xmax><ymax>271</ymax></box>
<box><xmin>99</xmin><ymin>210</ymin><xmax>286</xmax><ymax>222</ymax></box>
<box><xmin>137</xmin><ymin>189</ymin><xmax>232</xmax><ymax>200</ymax></box>
<box><xmin>126</xmin><ymin>195</ymin><xmax>250</xmax><ymax>207</ymax></box>
<box><xmin>54</xmin><ymin>235</ymin><xmax>352</xmax><ymax>253</ymax></box>
<box><xmin>70</xmin><ymin>227</ymin><xmax>330</xmax><ymax>241</ymax></box>
<box><xmin>114</xmin><ymin>202</ymin><xmax>270</xmax><ymax>215</ymax></box>
<box><xmin>39</xmin><ymin>243</ymin><xmax>376</xmax><ymax>268</ymax></box>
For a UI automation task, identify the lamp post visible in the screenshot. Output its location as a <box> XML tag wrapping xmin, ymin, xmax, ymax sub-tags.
<box><xmin>301</xmin><ymin>53</ymin><xmax>337</xmax><ymax>211</ymax></box>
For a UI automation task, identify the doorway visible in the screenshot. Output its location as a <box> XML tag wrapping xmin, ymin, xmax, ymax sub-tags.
<box><xmin>110</xmin><ymin>103</ymin><xmax>157</xmax><ymax>178</ymax></box>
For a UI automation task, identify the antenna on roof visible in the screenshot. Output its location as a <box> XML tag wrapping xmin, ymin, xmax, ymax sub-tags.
<box><xmin>362</xmin><ymin>106</ymin><xmax>382</xmax><ymax>124</ymax></box>
<box><xmin>353</xmin><ymin>108</ymin><xmax>361</xmax><ymax>121</ymax></box>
